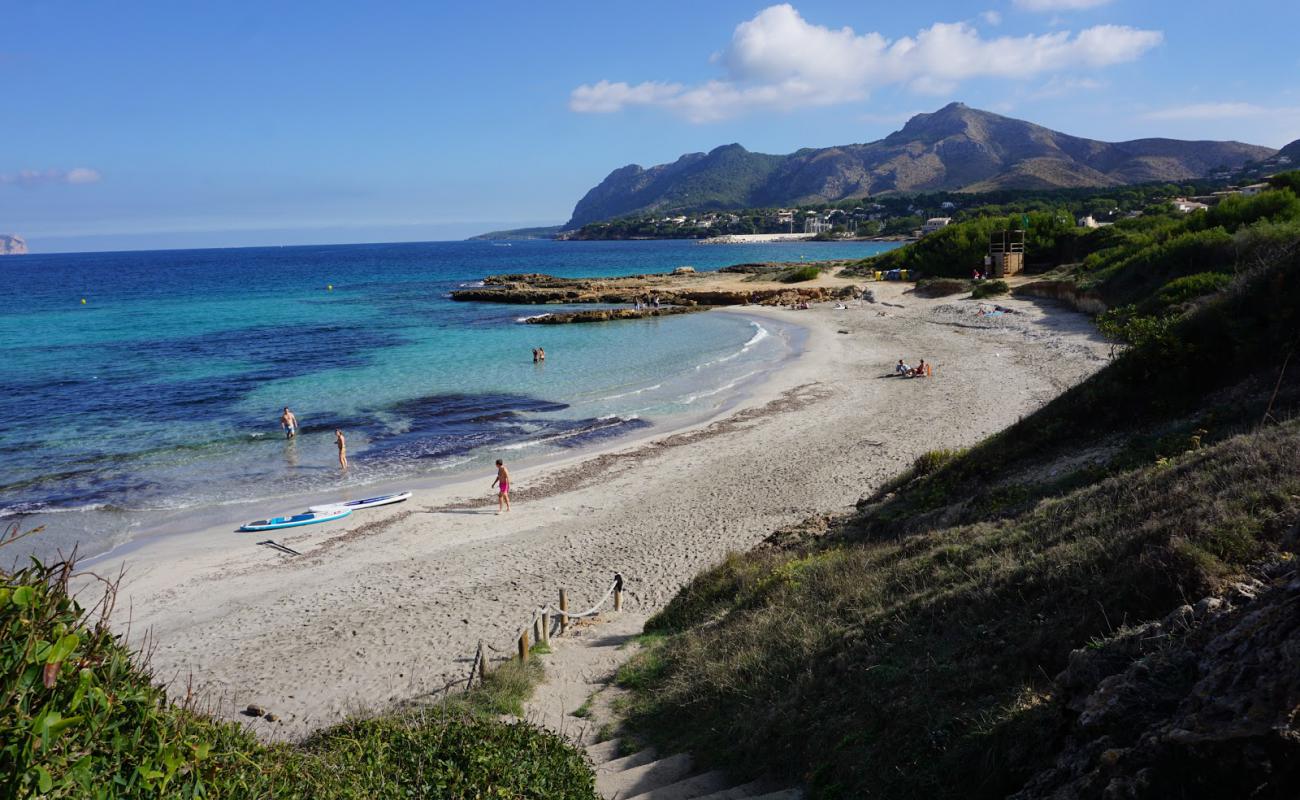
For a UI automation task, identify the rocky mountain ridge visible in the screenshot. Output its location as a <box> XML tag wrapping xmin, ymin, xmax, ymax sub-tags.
<box><xmin>566</xmin><ymin>103</ymin><xmax>1276</xmax><ymax>227</ymax></box>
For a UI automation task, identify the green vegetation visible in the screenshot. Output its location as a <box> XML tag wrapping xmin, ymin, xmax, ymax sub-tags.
<box><xmin>970</xmin><ymin>279</ymin><xmax>1009</xmax><ymax>299</ymax></box>
<box><xmin>0</xmin><ymin>548</ymin><xmax>595</xmax><ymax>799</ymax></box>
<box><xmin>612</xmin><ymin>193</ymin><xmax>1300</xmax><ymax>797</ymax></box>
<box><xmin>780</xmin><ymin>265</ymin><xmax>822</xmax><ymax>283</ymax></box>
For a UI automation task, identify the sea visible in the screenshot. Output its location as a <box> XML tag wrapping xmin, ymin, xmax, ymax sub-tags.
<box><xmin>1</xmin><ymin>238</ymin><xmax>897</xmax><ymax>560</ymax></box>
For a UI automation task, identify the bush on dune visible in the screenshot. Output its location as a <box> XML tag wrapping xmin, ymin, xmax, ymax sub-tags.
<box><xmin>0</xmin><ymin>538</ymin><xmax>597</xmax><ymax>799</ymax></box>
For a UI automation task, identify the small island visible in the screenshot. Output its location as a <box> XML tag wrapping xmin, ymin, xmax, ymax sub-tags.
<box><xmin>0</xmin><ymin>234</ymin><xmax>28</xmax><ymax>255</ymax></box>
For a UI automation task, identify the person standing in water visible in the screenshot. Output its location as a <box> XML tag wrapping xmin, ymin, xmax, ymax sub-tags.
<box><xmin>492</xmin><ymin>459</ymin><xmax>511</xmax><ymax>514</ymax></box>
<box><xmin>335</xmin><ymin>429</ymin><xmax>348</xmax><ymax>469</ymax></box>
<box><xmin>281</xmin><ymin>407</ymin><xmax>299</xmax><ymax>438</ymax></box>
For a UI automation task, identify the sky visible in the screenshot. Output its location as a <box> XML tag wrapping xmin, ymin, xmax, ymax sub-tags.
<box><xmin>3</xmin><ymin>0</ymin><xmax>1299</xmax><ymax>252</ymax></box>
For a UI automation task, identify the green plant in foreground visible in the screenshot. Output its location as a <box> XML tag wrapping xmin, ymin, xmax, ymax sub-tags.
<box><xmin>1</xmin><ymin>541</ymin><xmax>595</xmax><ymax>799</ymax></box>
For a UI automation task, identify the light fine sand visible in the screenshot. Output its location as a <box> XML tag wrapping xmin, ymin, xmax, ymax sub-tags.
<box><xmin>84</xmin><ymin>282</ymin><xmax>1111</xmax><ymax>740</ymax></box>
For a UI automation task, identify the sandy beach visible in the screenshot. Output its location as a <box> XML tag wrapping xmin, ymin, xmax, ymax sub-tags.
<box><xmin>82</xmin><ymin>281</ymin><xmax>1111</xmax><ymax>740</ymax></box>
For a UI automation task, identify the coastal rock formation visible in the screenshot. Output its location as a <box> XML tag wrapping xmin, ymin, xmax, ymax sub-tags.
<box><xmin>565</xmin><ymin>103</ymin><xmax>1275</xmax><ymax>227</ymax></box>
<box><xmin>452</xmin><ymin>271</ymin><xmax>860</xmax><ymax>307</ymax></box>
<box><xmin>0</xmin><ymin>234</ymin><xmax>28</xmax><ymax>255</ymax></box>
<box><xmin>525</xmin><ymin>306</ymin><xmax>707</xmax><ymax>324</ymax></box>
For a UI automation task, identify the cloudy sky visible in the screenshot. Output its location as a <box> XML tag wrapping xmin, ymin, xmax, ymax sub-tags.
<box><xmin>3</xmin><ymin>0</ymin><xmax>1298</xmax><ymax>251</ymax></box>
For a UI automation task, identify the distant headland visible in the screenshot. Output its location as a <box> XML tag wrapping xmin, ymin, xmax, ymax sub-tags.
<box><xmin>0</xmin><ymin>234</ymin><xmax>27</xmax><ymax>255</ymax></box>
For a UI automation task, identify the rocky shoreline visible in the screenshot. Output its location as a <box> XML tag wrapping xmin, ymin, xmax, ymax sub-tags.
<box><xmin>525</xmin><ymin>306</ymin><xmax>708</xmax><ymax>324</ymax></box>
<box><xmin>451</xmin><ymin>269</ymin><xmax>861</xmax><ymax>309</ymax></box>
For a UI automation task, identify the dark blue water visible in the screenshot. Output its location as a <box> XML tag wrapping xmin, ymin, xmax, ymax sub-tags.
<box><xmin>0</xmin><ymin>238</ymin><xmax>896</xmax><ymax>557</ymax></box>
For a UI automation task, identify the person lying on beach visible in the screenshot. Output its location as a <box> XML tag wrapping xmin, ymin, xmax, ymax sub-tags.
<box><xmin>335</xmin><ymin>429</ymin><xmax>347</xmax><ymax>469</ymax></box>
<box><xmin>492</xmin><ymin>459</ymin><xmax>511</xmax><ymax>514</ymax></box>
<box><xmin>281</xmin><ymin>407</ymin><xmax>298</xmax><ymax>439</ymax></box>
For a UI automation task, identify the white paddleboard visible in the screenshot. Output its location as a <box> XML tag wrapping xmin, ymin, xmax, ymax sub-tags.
<box><xmin>308</xmin><ymin>491</ymin><xmax>412</xmax><ymax>513</ymax></box>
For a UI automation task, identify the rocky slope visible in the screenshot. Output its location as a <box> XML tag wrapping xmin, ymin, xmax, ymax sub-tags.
<box><xmin>566</xmin><ymin>103</ymin><xmax>1274</xmax><ymax>227</ymax></box>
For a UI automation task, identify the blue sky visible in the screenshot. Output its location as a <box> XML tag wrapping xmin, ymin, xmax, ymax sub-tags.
<box><xmin>3</xmin><ymin>0</ymin><xmax>1298</xmax><ymax>252</ymax></box>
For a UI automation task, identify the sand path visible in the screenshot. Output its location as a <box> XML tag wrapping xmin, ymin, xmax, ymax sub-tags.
<box><xmin>85</xmin><ymin>282</ymin><xmax>1110</xmax><ymax>739</ymax></box>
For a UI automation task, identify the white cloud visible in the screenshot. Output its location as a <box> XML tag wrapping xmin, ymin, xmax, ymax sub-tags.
<box><xmin>981</xmin><ymin>10</ymin><xmax>1003</xmax><ymax>26</ymax></box>
<box><xmin>1142</xmin><ymin>102</ymin><xmax>1285</xmax><ymax>121</ymax></box>
<box><xmin>64</xmin><ymin>167</ymin><xmax>103</xmax><ymax>184</ymax></box>
<box><xmin>569</xmin><ymin>4</ymin><xmax>1161</xmax><ymax>122</ymax></box>
<box><xmin>1014</xmin><ymin>0</ymin><xmax>1114</xmax><ymax>10</ymax></box>
<box><xmin>0</xmin><ymin>167</ymin><xmax>103</xmax><ymax>186</ymax></box>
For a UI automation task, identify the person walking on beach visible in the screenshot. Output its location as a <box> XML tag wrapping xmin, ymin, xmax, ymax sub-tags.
<box><xmin>281</xmin><ymin>407</ymin><xmax>299</xmax><ymax>439</ymax></box>
<box><xmin>492</xmin><ymin>459</ymin><xmax>511</xmax><ymax>514</ymax></box>
<box><xmin>334</xmin><ymin>429</ymin><xmax>348</xmax><ymax>470</ymax></box>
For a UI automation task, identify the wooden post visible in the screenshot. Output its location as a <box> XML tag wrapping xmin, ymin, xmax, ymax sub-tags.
<box><xmin>540</xmin><ymin>611</ymin><xmax>549</xmax><ymax>644</ymax></box>
<box><xmin>518</xmin><ymin>630</ymin><xmax>530</xmax><ymax>662</ymax></box>
<box><xmin>558</xmin><ymin>589</ymin><xmax>568</xmax><ymax>634</ymax></box>
<box><xmin>533</xmin><ymin>616</ymin><xmax>542</xmax><ymax>647</ymax></box>
<box><xmin>614</xmin><ymin>572</ymin><xmax>624</xmax><ymax>612</ymax></box>
<box><xmin>478</xmin><ymin>648</ymin><xmax>488</xmax><ymax>684</ymax></box>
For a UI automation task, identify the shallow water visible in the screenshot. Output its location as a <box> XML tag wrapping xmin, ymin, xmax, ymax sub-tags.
<box><xmin>0</xmin><ymin>238</ymin><xmax>897</xmax><ymax>558</ymax></box>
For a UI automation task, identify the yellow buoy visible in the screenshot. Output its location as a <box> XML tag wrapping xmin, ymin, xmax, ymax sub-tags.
<box><xmin>327</xmin><ymin>284</ymin><xmax>333</xmax><ymax>290</ymax></box>
<box><xmin>81</xmin><ymin>298</ymin><xmax>87</xmax><ymax>304</ymax></box>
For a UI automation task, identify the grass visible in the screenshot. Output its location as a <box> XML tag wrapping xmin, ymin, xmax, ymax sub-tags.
<box><xmin>621</xmin><ymin>422</ymin><xmax>1300</xmax><ymax>799</ymax></box>
<box><xmin>612</xmin><ymin>232</ymin><xmax>1300</xmax><ymax>798</ymax></box>
<box><xmin>0</xmin><ymin>545</ymin><xmax>594</xmax><ymax>799</ymax></box>
<box><xmin>779</xmin><ymin>265</ymin><xmax>822</xmax><ymax>283</ymax></box>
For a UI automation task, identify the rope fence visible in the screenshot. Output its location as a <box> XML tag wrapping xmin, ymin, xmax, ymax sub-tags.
<box><xmin>461</xmin><ymin>572</ymin><xmax>624</xmax><ymax>690</ymax></box>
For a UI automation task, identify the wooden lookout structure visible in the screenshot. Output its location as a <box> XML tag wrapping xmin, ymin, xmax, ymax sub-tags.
<box><xmin>986</xmin><ymin>230</ymin><xmax>1025</xmax><ymax>278</ymax></box>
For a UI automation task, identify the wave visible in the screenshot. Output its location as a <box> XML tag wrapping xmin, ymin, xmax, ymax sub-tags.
<box><xmin>515</xmin><ymin>313</ymin><xmax>551</xmax><ymax>323</ymax></box>
<box><xmin>680</xmin><ymin>370</ymin><xmax>760</xmax><ymax>405</ymax></box>
<box><xmin>600</xmin><ymin>383</ymin><xmax>662</xmax><ymax>401</ymax></box>
<box><xmin>695</xmin><ymin>321</ymin><xmax>770</xmax><ymax>371</ymax></box>
<box><xmin>743</xmin><ymin>321</ymin><xmax>770</xmax><ymax>349</ymax></box>
<box><xmin>0</xmin><ymin>501</ymin><xmax>117</xmax><ymax>518</ymax></box>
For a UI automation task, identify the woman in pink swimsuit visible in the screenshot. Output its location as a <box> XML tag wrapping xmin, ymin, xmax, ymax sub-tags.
<box><xmin>492</xmin><ymin>459</ymin><xmax>511</xmax><ymax>514</ymax></box>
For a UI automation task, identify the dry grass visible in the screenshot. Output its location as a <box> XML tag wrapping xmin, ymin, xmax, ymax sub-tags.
<box><xmin>620</xmin><ymin>424</ymin><xmax>1300</xmax><ymax>798</ymax></box>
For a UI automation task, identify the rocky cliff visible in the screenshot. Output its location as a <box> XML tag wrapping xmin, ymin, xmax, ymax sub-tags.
<box><xmin>566</xmin><ymin>103</ymin><xmax>1276</xmax><ymax>227</ymax></box>
<box><xmin>0</xmin><ymin>234</ymin><xmax>28</xmax><ymax>255</ymax></box>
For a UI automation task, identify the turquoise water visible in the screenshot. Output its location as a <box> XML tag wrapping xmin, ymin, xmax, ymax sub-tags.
<box><xmin>0</xmin><ymin>238</ymin><xmax>897</xmax><ymax>558</ymax></box>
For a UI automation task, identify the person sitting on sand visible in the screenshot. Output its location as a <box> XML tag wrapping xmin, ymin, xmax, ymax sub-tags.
<box><xmin>281</xmin><ymin>407</ymin><xmax>298</xmax><ymax>439</ymax></box>
<box><xmin>910</xmin><ymin>359</ymin><xmax>929</xmax><ymax>378</ymax></box>
<box><xmin>335</xmin><ymin>429</ymin><xmax>347</xmax><ymax>469</ymax></box>
<box><xmin>492</xmin><ymin>459</ymin><xmax>511</xmax><ymax>514</ymax></box>
<box><xmin>895</xmin><ymin>359</ymin><xmax>908</xmax><ymax>376</ymax></box>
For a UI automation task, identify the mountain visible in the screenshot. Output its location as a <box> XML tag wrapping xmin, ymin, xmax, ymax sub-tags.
<box><xmin>565</xmin><ymin>103</ymin><xmax>1276</xmax><ymax>227</ymax></box>
<box><xmin>1276</xmin><ymin>137</ymin><xmax>1300</xmax><ymax>165</ymax></box>
<box><xmin>467</xmin><ymin>225</ymin><xmax>565</xmax><ymax>241</ymax></box>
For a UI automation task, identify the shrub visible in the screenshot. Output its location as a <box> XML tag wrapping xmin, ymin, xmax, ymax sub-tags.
<box><xmin>971</xmin><ymin>279</ymin><xmax>1010</xmax><ymax>299</ymax></box>
<box><xmin>780</xmin><ymin>265</ymin><xmax>821</xmax><ymax>283</ymax></box>
<box><xmin>0</xmin><ymin>542</ymin><xmax>598</xmax><ymax>799</ymax></box>
<box><xmin>1154</xmin><ymin>271</ymin><xmax>1232</xmax><ymax>307</ymax></box>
